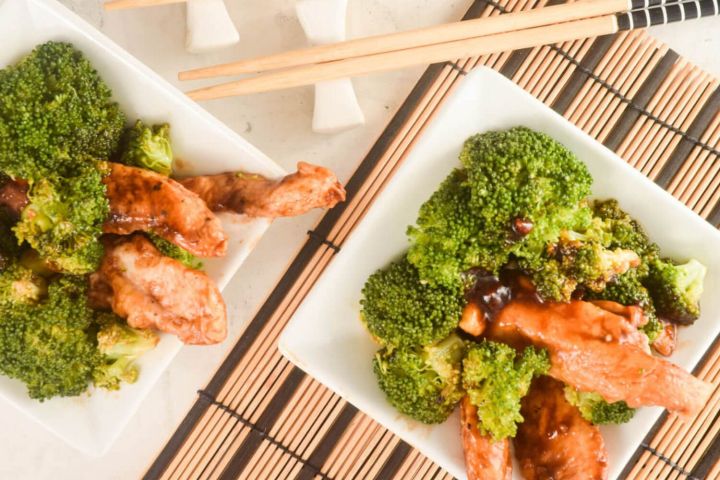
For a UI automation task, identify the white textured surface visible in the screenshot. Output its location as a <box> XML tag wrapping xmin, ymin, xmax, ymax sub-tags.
<box><xmin>2</xmin><ymin>0</ymin><xmax>719</xmax><ymax>478</ymax></box>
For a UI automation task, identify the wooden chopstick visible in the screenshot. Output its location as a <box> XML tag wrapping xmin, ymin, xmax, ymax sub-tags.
<box><xmin>187</xmin><ymin>15</ymin><xmax>617</xmax><ymax>100</ymax></box>
<box><xmin>186</xmin><ymin>0</ymin><xmax>720</xmax><ymax>101</ymax></box>
<box><xmin>179</xmin><ymin>0</ymin><xmax>631</xmax><ymax>81</ymax></box>
<box><xmin>104</xmin><ymin>0</ymin><xmax>184</xmax><ymax>11</ymax></box>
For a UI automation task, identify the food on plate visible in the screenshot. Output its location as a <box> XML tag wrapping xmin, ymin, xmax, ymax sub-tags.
<box><xmin>515</xmin><ymin>376</ymin><xmax>608</xmax><ymax>480</ymax></box>
<box><xmin>179</xmin><ymin>161</ymin><xmax>345</xmax><ymax>217</ymax></box>
<box><xmin>359</xmin><ymin>127</ymin><xmax>710</xmax><ymax>478</ymax></box>
<box><xmin>489</xmin><ymin>300</ymin><xmax>712</xmax><ymax>418</ymax></box>
<box><xmin>102</xmin><ymin>162</ymin><xmax>228</xmax><ymax>257</ymax></box>
<box><xmin>91</xmin><ymin>235</ymin><xmax>227</xmax><ymax>345</ymax></box>
<box><xmin>0</xmin><ymin>42</ymin><xmax>345</xmax><ymax>400</ymax></box>
<box><xmin>460</xmin><ymin>396</ymin><xmax>511</xmax><ymax>480</ymax></box>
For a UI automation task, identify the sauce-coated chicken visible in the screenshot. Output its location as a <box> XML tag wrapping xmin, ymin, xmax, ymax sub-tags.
<box><xmin>91</xmin><ymin>235</ymin><xmax>227</xmax><ymax>345</ymax></box>
<box><xmin>179</xmin><ymin>161</ymin><xmax>346</xmax><ymax>218</ymax></box>
<box><xmin>489</xmin><ymin>300</ymin><xmax>712</xmax><ymax>418</ymax></box>
<box><xmin>460</xmin><ymin>396</ymin><xmax>512</xmax><ymax>480</ymax></box>
<box><xmin>515</xmin><ymin>376</ymin><xmax>608</xmax><ymax>480</ymax></box>
<box><xmin>102</xmin><ymin>163</ymin><xmax>227</xmax><ymax>257</ymax></box>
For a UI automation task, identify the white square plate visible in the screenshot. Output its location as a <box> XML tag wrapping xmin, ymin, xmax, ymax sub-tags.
<box><xmin>0</xmin><ymin>0</ymin><xmax>284</xmax><ymax>457</ymax></box>
<box><xmin>279</xmin><ymin>67</ymin><xmax>720</xmax><ymax>479</ymax></box>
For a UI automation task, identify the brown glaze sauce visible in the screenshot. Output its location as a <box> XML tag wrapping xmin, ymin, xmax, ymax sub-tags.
<box><xmin>463</xmin><ymin>268</ymin><xmax>540</xmax><ymax>329</ymax></box>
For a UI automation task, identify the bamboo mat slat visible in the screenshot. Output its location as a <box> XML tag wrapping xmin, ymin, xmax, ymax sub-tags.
<box><xmin>144</xmin><ymin>0</ymin><xmax>720</xmax><ymax>478</ymax></box>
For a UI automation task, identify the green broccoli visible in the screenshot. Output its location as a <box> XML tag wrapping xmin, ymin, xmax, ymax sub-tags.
<box><xmin>0</xmin><ymin>274</ymin><xmax>100</xmax><ymax>400</ymax></box>
<box><xmin>645</xmin><ymin>258</ymin><xmax>706</xmax><ymax>325</ymax></box>
<box><xmin>148</xmin><ymin>233</ymin><xmax>202</xmax><ymax>269</ymax></box>
<box><xmin>585</xmin><ymin>270</ymin><xmax>662</xmax><ymax>342</ymax></box>
<box><xmin>120</xmin><ymin>120</ymin><xmax>173</xmax><ymax>176</ymax></box>
<box><xmin>0</xmin><ymin>42</ymin><xmax>125</xmax><ymax>180</ymax></box>
<box><xmin>592</xmin><ymin>199</ymin><xmax>658</xmax><ymax>264</ymax></box>
<box><xmin>462</xmin><ymin>340</ymin><xmax>550</xmax><ymax>441</ymax></box>
<box><xmin>93</xmin><ymin>314</ymin><xmax>159</xmax><ymax>390</ymax></box>
<box><xmin>360</xmin><ymin>255</ymin><xmax>464</xmax><ymax>348</ymax></box>
<box><xmin>373</xmin><ymin>334</ymin><xmax>466</xmax><ymax>424</ymax></box>
<box><xmin>13</xmin><ymin>161</ymin><xmax>110</xmax><ymax>274</ymax></box>
<box><xmin>460</xmin><ymin>127</ymin><xmax>592</xmax><ymax>240</ymax></box>
<box><xmin>0</xmin><ymin>262</ymin><xmax>46</xmax><ymax>306</ymax></box>
<box><xmin>564</xmin><ymin>387</ymin><xmax>635</xmax><ymax>425</ymax></box>
<box><xmin>407</xmin><ymin>169</ymin><xmax>495</xmax><ymax>288</ymax></box>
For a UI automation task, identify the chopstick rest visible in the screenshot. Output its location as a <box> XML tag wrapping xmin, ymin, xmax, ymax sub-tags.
<box><xmin>296</xmin><ymin>0</ymin><xmax>365</xmax><ymax>134</ymax></box>
<box><xmin>186</xmin><ymin>0</ymin><xmax>240</xmax><ymax>53</ymax></box>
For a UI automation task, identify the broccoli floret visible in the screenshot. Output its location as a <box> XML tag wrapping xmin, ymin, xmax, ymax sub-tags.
<box><xmin>13</xmin><ymin>161</ymin><xmax>110</xmax><ymax>274</ymax></box>
<box><xmin>407</xmin><ymin>169</ymin><xmax>501</xmax><ymax>288</ymax></box>
<box><xmin>120</xmin><ymin>120</ymin><xmax>173</xmax><ymax>176</ymax></box>
<box><xmin>585</xmin><ymin>271</ymin><xmax>662</xmax><ymax>342</ymax></box>
<box><xmin>148</xmin><ymin>233</ymin><xmax>202</xmax><ymax>269</ymax></box>
<box><xmin>460</xmin><ymin>127</ymin><xmax>592</xmax><ymax>240</ymax></box>
<box><xmin>0</xmin><ymin>42</ymin><xmax>125</xmax><ymax>180</ymax></box>
<box><xmin>360</xmin><ymin>256</ymin><xmax>464</xmax><ymax>348</ymax></box>
<box><xmin>592</xmin><ymin>199</ymin><xmax>658</xmax><ymax>262</ymax></box>
<box><xmin>93</xmin><ymin>314</ymin><xmax>159</xmax><ymax>390</ymax></box>
<box><xmin>0</xmin><ymin>275</ymin><xmax>99</xmax><ymax>400</ymax></box>
<box><xmin>0</xmin><ymin>262</ymin><xmax>46</xmax><ymax>306</ymax></box>
<box><xmin>645</xmin><ymin>258</ymin><xmax>706</xmax><ymax>325</ymax></box>
<box><xmin>564</xmin><ymin>387</ymin><xmax>635</xmax><ymax>425</ymax></box>
<box><xmin>373</xmin><ymin>334</ymin><xmax>466</xmax><ymax>424</ymax></box>
<box><xmin>462</xmin><ymin>341</ymin><xmax>550</xmax><ymax>441</ymax></box>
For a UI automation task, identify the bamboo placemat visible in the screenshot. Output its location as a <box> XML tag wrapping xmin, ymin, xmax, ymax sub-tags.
<box><xmin>144</xmin><ymin>1</ymin><xmax>720</xmax><ymax>479</ymax></box>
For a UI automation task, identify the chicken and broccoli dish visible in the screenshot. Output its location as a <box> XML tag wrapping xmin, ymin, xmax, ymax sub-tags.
<box><xmin>360</xmin><ymin>126</ymin><xmax>710</xmax><ymax>479</ymax></box>
<box><xmin>0</xmin><ymin>41</ymin><xmax>345</xmax><ymax>401</ymax></box>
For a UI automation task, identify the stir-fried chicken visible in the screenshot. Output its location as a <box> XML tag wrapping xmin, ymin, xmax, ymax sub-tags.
<box><xmin>515</xmin><ymin>376</ymin><xmax>608</xmax><ymax>480</ymax></box>
<box><xmin>179</xmin><ymin>161</ymin><xmax>346</xmax><ymax>218</ymax></box>
<box><xmin>460</xmin><ymin>396</ymin><xmax>512</xmax><ymax>480</ymax></box>
<box><xmin>91</xmin><ymin>235</ymin><xmax>227</xmax><ymax>345</ymax></box>
<box><xmin>488</xmin><ymin>300</ymin><xmax>712</xmax><ymax>418</ymax></box>
<box><xmin>102</xmin><ymin>163</ymin><xmax>227</xmax><ymax>257</ymax></box>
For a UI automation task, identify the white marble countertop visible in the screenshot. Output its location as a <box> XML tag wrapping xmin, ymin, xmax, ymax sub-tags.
<box><xmin>2</xmin><ymin>1</ymin><xmax>719</xmax><ymax>479</ymax></box>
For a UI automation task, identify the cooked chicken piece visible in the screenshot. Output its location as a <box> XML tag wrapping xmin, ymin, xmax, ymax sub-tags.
<box><xmin>102</xmin><ymin>162</ymin><xmax>227</xmax><ymax>257</ymax></box>
<box><xmin>488</xmin><ymin>300</ymin><xmax>713</xmax><ymax>418</ymax></box>
<box><xmin>0</xmin><ymin>178</ymin><xmax>28</xmax><ymax>219</ymax></box>
<box><xmin>652</xmin><ymin>320</ymin><xmax>677</xmax><ymax>357</ymax></box>
<box><xmin>459</xmin><ymin>303</ymin><xmax>486</xmax><ymax>337</ymax></box>
<box><xmin>179</xmin><ymin>161</ymin><xmax>346</xmax><ymax>218</ymax></box>
<box><xmin>460</xmin><ymin>396</ymin><xmax>512</xmax><ymax>480</ymax></box>
<box><xmin>515</xmin><ymin>376</ymin><xmax>608</xmax><ymax>480</ymax></box>
<box><xmin>92</xmin><ymin>235</ymin><xmax>227</xmax><ymax>345</ymax></box>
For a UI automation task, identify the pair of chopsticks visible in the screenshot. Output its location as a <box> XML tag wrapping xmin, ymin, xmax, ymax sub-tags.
<box><xmin>182</xmin><ymin>0</ymin><xmax>720</xmax><ymax>101</ymax></box>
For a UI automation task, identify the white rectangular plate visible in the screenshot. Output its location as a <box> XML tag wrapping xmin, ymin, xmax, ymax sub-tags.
<box><xmin>279</xmin><ymin>67</ymin><xmax>720</xmax><ymax>479</ymax></box>
<box><xmin>0</xmin><ymin>0</ymin><xmax>284</xmax><ymax>457</ymax></box>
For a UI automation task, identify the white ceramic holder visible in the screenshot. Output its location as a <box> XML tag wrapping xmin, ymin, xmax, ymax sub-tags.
<box><xmin>296</xmin><ymin>0</ymin><xmax>365</xmax><ymax>134</ymax></box>
<box><xmin>186</xmin><ymin>0</ymin><xmax>240</xmax><ymax>54</ymax></box>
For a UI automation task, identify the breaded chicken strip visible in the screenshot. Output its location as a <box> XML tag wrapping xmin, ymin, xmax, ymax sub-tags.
<box><xmin>91</xmin><ymin>235</ymin><xmax>227</xmax><ymax>345</ymax></box>
<box><xmin>460</xmin><ymin>396</ymin><xmax>512</xmax><ymax>480</ymax></box>
<box><xmin>102</xmin><ymin>163</ymin><xmax>227</xmax><ymax>257</ymax></box>
<box><xmin>515</xmin><ymin>376</ymin><xmax>608</xmax><ymax>480</ymax></box>
<box><xmin>179</xmin><ymin>161</ymin><xmax>345</xmax><ymax>218</ymax></box>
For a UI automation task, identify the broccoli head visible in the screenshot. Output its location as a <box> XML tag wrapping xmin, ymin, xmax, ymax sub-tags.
<box><xmin>462</xmin><ymin>340</ymin><xmax>550</xmax><ymax>441</ymax></box>
<box><xmin>13</xmin><ymin>161</ymin><xmax>110</xmax><ymax>274</ymax></box>
<box><xmin>120</xmin><ymin>120</ymin><xmax>173</xmax><ymax>176</ymax></box>
<box><xmin>0</xmin><ymin>41</ymin><xmax>125</xmax><ymax>180</ymax></box>
<box><xmin>0</xmin><ymin>262</ymin><xmax>46</xmax><ymax>306</ymax></box>
<box><xmin>0</xmin><ymin>275</ymin><xmax>99</xmax><ymax>400</ymax></box>
<box><xmin>564</xmin><ymin>387</ymin><xmax>635</xmax><ymax>425</ymax></box>
<box><xmin>585</xmin><ymin>270</ymin><xmax>662</xmax><ymax>342</ymax></box>
<box><xmin>645</xmin><ymin>258</ymin><xmax>706</xmax><ymax>325</ymax></box>
<box><xmin>360</xmin><ymin>256</ymin><xmax>463</xmax><ymax>348</ymax></box>
<box><xmin>93</xmin><ymin>314</ymin><xmax>159</xmax><ymax>390</ymax></box>
<box><xmin>460</xmin><ymin>127</ymin><xmax>592</xmax><ymax>240</ymax></box>
<box><xmin>148</xmin><ymin>233</ymin><xmax>202</xmax><ymax>270</ymax></box>
<box><xmin>373</xmin><ymin>334</ymin><xmax>466</xmax><ymax>424</ymax></box>
<box><xmin>407</xmin><ymin>169</ymin><xmax>486</xmax><ymax>287</ymax></box>
<box><xmin>0</xmin><ymin>209</ymin><xmax>20</xmax><ymax>271</ymax></box>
